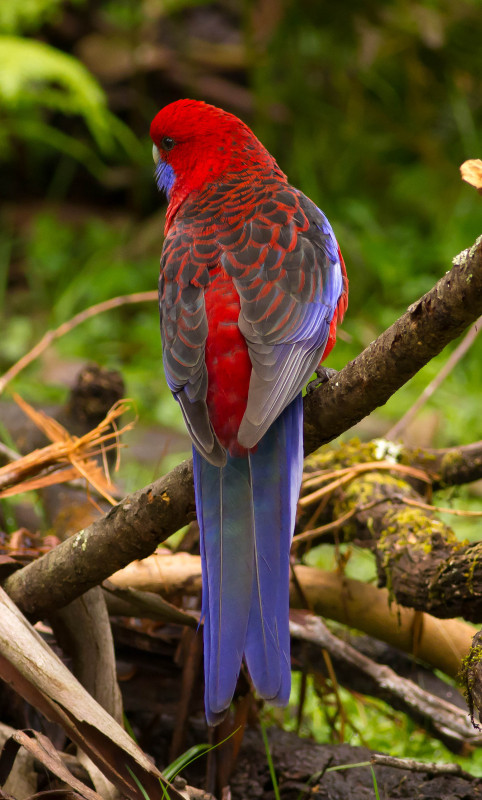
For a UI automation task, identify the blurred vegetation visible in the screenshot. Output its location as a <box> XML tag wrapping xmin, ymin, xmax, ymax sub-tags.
<box><xmin>1</xmin><ymin>0</ymin><xmax>482</xmax><ymax>768</ymax></box>
<box><xmin>276</xmin><ymin>674</ymin><xmax>482</xmax><ymax>778</ymax></box>
<box><xmin>1</xmin><ymin>0</ymin><xmax>481</xmax><ymax>448</ymax></box>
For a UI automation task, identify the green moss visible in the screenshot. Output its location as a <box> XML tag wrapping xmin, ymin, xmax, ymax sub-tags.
<box><xmin>333</xmin><ymin>471</ymin><xmax>409</xmax><ymax>517</ymax></box>
<box><xmin>377</xmin><ymin>503</ymin><xmax>464</xmax><ymax>605</ymax></box>
<box><xmin>399</xmin><ymin>447</ymin><xmax>437</xmax><ymax>469</ymax></box>
<box><xmin>459</xmin><ymin>642</ymin><xmax>482</xmax><ymax>727</ymax></box>
<box><xmin>375</xmin><ymin>509</ymin><xmax>434</xmax><ymax>599</ymax></box>
<box><xmin>303</xmin><ymin>438</ymin><xmax>470</xmax><ymax>609</ymax></box>
<box><xmin>466</xmin><ymin>552</ymin><xmax>479</xmax><ymax>595</ymax></box>
<box><xmin>304</xmin><ymin>438</ymin><xmax>379</xmax><ymax>473</ymax></box>
<box><xmin>439</xmin><ymin>450</ymin><xmax>466</xmax><ymax>486</ymax></box>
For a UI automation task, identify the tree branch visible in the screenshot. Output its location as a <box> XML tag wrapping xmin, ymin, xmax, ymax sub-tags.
<box><xmin>412</xmin><ymin>440</ymin><xmax>482</xmax><ymax>488</ymax></box>
<box><xmin>303</xmin><ymin>235</ymin><xmax>482</xmax><ymax>452</ymax></box>
<box><xmin>2</xmin><ymin>235</ymin><xmax>482</xmax><ymax>619</ymax></box>
<box><xmin>289</xmin><ymin>612</ymin><xmax>480</xmax><ymax>753</ymax></box>
<box><xmin>3</xmin><ymin>460</ymin><xmax>195</xmax><ymax>618</ymax></box>
<box><xmin>299</xmin><ymin>441</ymin><xmax>482</xmax><ymax>622</ymax></box>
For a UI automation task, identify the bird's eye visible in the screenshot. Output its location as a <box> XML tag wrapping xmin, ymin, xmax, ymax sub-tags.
<box><xmin>161</xmin><ymin>136</ymin><xmax>176</xmax><ymax>152</ymax></box>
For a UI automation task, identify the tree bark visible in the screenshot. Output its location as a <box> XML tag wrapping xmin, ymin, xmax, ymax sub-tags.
<box><xmin>3</xmin><ymin>459</ymin><xmax>195</xmax><ymax>619</ymax></box>
<box><xmin>411</xmin><ymin>440</ymin><xmax>482</xmax><ymax>489</ymax></box>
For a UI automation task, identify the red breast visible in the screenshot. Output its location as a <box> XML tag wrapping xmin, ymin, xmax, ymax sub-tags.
<box><xmin>204</xmin><ymin>266</ymin><xmax>251</xmax><ymax>456</ymax></box>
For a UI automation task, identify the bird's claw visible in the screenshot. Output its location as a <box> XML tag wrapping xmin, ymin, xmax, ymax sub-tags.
<box><xmin>306</xmin><ymin>366</ymin><xmax>338</xmax><ymax>395</ymax></box>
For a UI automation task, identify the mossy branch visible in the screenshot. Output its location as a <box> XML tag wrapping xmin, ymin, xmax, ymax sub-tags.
<box><xmin>300</xmin><ymin>440</ymin><xmax>482</xmax><ymax>623</ymax></box>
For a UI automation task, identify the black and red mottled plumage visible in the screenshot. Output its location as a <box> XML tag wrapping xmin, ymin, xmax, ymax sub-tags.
<box><xmin>150</xmin><ymin>99</ymin><xmax>348</xmax><ymax>724</ymax></box>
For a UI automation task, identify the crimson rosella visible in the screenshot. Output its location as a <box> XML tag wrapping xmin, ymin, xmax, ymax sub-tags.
<box><xmin>150</xmin><ymin>99</ymin><xmax>348</xmax><ymax>725</ymax></box>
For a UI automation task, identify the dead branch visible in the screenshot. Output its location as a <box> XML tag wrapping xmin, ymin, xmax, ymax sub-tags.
<box><xmin>0</xmin><ymin>587</ymin><xmax>186</xmax><ymax>800</ymax></box>
<box><xmin>0</xmin><ymin>396</ymin><xmax>134</xmax><ymax>503</ymax></box>
<box><xmin>0</xmin><ymin>729</ymin><xmax>103</xmax><ymax>800</ymax></box>
<box><xmin>0</xmin><ymin>723</ymin><xmax>37</xmax><ymax>799</ymax></box>
<box><xmin>50</xmin><ymin>587</ymin><xmax>124</xmax><ymax>724</ymax></box>
<box><xmin>411</xmin><ymin>440</ymin><xmax>482</xmax><ymax>488</ymax></box>
<box><xmin>3</xmin><ymin>459</ymin><xmax>196</xmax><ymax>619</ymax></box>
<box><xmin>102</xmin><ymin>580</ymin><xmax>199</xmax><ymax>628</ymax></box>
<box><xmin>2</xmin><ymin>236</ymin><xmax>482</xmax><ymax>621</ymax></box>
<box><xmin>107</xmin><ymin>550</ymin><xmax>474</xmax><ymax>681</ymax></box>
<box><xmin>370</xmin><ymin>753</ymin><xmax>475</xmax><ymax>779</ymax></box>
<box><xmin>289</xmin><ymin>612</ymin><xmax>480</xmax><ymax>753</ymax></box>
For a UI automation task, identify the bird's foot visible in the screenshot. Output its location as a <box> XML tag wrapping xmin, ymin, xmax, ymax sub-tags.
<box><xmin>306</xmin><ymin>366</ymin><xmax>339</xmax><ymax>395</ymax></box>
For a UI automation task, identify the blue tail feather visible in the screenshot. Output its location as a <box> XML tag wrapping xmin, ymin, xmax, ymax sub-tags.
<box><xmin>194</xmin><ymin>452</ymin><xmax>254</xmax><ymax>725</ymax></box>
<box><xmin>193</xmin><ymin>393</ymin><xmax>303</xmax><ymax>724</ymax></box>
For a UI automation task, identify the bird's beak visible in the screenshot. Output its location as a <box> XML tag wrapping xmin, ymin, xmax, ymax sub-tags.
<box><xmin>152</xmin><ymin>144</ymin><xmax>160</xmax><ymax>164</ymax></box>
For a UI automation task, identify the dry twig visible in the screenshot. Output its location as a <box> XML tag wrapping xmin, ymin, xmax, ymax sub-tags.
<box><xmin>370</xmin><ymin>753</ymin><xmax>475</xmax><ymax>780</ymax></box>
<box><xmin>0</xmin><ymin>395</ymin><xmax>135</xmax><ymax>503</ymax></box>
<box><xmin>299</xmin><ymin>460</ymin><xmax>431</xmax><ymax>507</ymax></box>
<box><xmin>0</xmin><ymin>291</ymin><xmax>157</xmax><ymax>395</ymax></box>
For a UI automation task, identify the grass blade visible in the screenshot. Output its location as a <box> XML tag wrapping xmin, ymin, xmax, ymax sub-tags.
<box><xmin>260</xmin><ymin>721</ymin><xmax>281</xmax><ymax>800</ymax></box>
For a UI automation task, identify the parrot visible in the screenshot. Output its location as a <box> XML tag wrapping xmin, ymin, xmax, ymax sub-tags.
<box><xmin>150</xmin><ymin>99</ymin><xmax>348</xmax><ymax>725</ymax></box>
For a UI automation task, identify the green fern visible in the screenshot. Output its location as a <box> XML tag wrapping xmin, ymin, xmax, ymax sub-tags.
<box><xmin>0</xmin><ymin>35</ymin><xmax>143</xmax><ymax>170</ymax></box>
<box><xmin>0</xmin><ymin>36</ymin><xmax>112</xmax><ymax>149</ymax></box>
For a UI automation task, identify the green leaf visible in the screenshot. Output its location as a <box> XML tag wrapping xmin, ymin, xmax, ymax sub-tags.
<box><xmin>0</xmin><ymin>36</ymin><xmax>111</xmax><ymax>150</ymax></box>
<box><xmin>162</xmin><ymin>744</ymin><xmax>212</xmax><ymax>782</ymax></box>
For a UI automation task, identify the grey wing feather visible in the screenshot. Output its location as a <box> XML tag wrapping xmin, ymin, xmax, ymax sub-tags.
<box><xmin>222</xmin><ymin>186</ymin><xmax>343</xmax><ymax>449</ymax></box>
<box><xmin>159</xmin><ymin>227</ymin><xmax>226</xmax><ymax>466</ymax></box>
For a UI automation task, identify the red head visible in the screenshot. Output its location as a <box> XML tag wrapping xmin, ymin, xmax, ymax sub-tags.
<box><xmin>150</xmin><ymin>99</ymin><xmax>285</xmax><ymax>229</ymax></box>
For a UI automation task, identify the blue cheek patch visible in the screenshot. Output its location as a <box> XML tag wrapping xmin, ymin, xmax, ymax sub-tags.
<box><xmin>155</xmin><ymin>160</ymin><xmax>176</xmax><ymax>198</ymax></box>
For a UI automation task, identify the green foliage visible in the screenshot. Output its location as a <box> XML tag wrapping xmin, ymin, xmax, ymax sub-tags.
<box><xmin>0</xmin><ymin>0</ymin><xmax>146</xmax><ymax>180</ymax></box>
<box><xmin>125</xmin><ymin>727</ymin><xmax>240</xmax><ymax>800</ymax></box>
<box><xmin>0</xmin><ymin>0</ymin><xmax>66</xmax><ymax>34</ymax></box>
<box><xmin>250</xmin><ymin>0</ymin><xmax>482</xmax><ymax>319</ymax></box>
<box><xmin>0</xmin><ymin>34</ymin><xmax>143</xmax><ymax>176</ymax></box>
<box><xmin>260</xmin><ymin>720</ymin><xmax>281</xmax><ymax>800</ymax></box>
<box><xmin>163</xmin><ymin>727</ymin><xmax>240</xmax><ymax>781</ymax></box>
<box><xmin>0</xmin><ymin>36</ymin><xmax>110</xmax><ymax>144</ymax></box>
<box><xmin>125</xmin><ymin>766</ymin><xmax>153</xmax><ymax>800</ymax></box>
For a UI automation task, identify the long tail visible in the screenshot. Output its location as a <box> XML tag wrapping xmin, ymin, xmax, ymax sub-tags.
<box><xmin>193</xmin><ymin>394</ymin><xmax>303</xmax><ymax>725</ymax></box>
